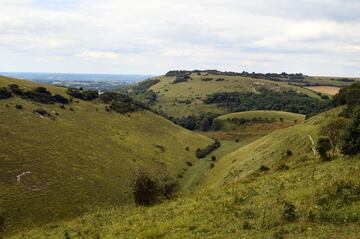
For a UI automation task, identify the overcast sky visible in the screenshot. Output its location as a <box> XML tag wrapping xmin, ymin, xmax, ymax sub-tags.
<box><xmin>0</xmin><ymin>0</ymin><xmax>360</xmax><ymax>76</ymax></box>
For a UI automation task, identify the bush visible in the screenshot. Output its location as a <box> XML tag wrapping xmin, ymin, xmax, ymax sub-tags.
<box><xmin>286</xmin><ymin>150</ymin><xmax>293</xmax><ymax>156</ymax></box>
<box><xmin>259</xmin><ymin>165</ymin><xmax>270</xmax><ymax>172</ymax></box>
<box><xmin>0</xmin><ymin>87</ymin><xmax>12</xmax><ymax>99</ymax></box>
<box><xmin>211</xmin><ymin>156</ymin><xmax>217</xmax><ymax>161</ymax></box>
<box><xmin>132</xmin><ymin>172</ymin><xmax>160</xmax><ymax>206</ymax></box>
<box><xmin>15</xmin><ymin>104</ymin><xmax>23</xmax><ymax>109</ymax></box>
<box><xmin>132</xmin><ymin>172</ymin><xmax>179</xmax><ymax>206</ymax></box>
<box><xmin>67</xmin><ymin>88</ymin><xmax>99</xmax><ymax>101</ymax></box>
<box><xmin>341</xmin><ymin>110</ymin><xmax>360</xmax><ymax>155</ymax></box>
<box><xmin>196</xmin><ymin>140</ymin><xmax>221</xmax><ymax>159</ymax></box>
<box><xmin>283</xmin><ymin>202</ymin><xmax>297</xmax><ymax>222</ymax></box>
<box><xmin>52</xmin><ymin>94</ymin><xmax>70</xmax><ymax>104</ymax></box>
<box><xmin>33</xmin><ymin>108</ymin><xmax>51</xmax><ymax>117</ymax></box>
<box><xmin>316</xmin><ymin>136</ymin><xmax>332</xmax><ymax>160</ymax></box>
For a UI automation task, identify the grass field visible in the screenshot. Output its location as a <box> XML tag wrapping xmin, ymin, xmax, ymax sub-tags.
<box><xmin>306</xmin><ymin>86</ymin><xmax>341</xmax><ymax>96</ymax></box>
<box><xmin>11</xmin><ymin>107</ymin><xmax>360</xmax><ymax>239</ymax></box>
<box><xmin>0</xmin><ymin>76</ymin><xmax>213</xmax><ymax>235</ymax></box>
<box><xmin>218</xmin><ymin>110</ymin><xmax>305</xmax><ymax>122</ymax></box>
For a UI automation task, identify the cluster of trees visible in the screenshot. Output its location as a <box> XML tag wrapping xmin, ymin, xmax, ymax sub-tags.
<box><xmin>316</xmin><ymin>83</ymin><xmax>360</xmax><ymax>157</ymax></box>
<box><xmin>67</xmin><ymin>88</ymin><xmax>99</xmax><ymax>101</ymax></box>
<box><xmin>161</xmin><ymin>113</ymin><xmax>222</xmax><ymax>131</ymax></box>
<box><xmin>100</xmin><ymin>92</ymin><xmax>146</xmax><ymax>114</ymax></box>
<box><xmin>227</xmin><ymin>117</ymin><xmax>286</xmax><ymax>125</ymax></box>
<box><xmin>204</xmin><ymin>89</ymin><xmax>331</xmax><ymax>116</ymax></box>
<box><xmin>132</xmin><ymin>79</ymin><xmax>160</xmax><ymax>92</ymax></box>
<box><xmin>165</xmin><ymin>70</ymin><xmax>306</xmax><ymax>82</ymax></box>
<box><xmin>132</xmin><ymin>171</ymin><xmax>179</xmax><ymax>206</ymax></box>
<box><xmin>1</xmin><ymin>84</ymin><xmax>70</xmax><ymax>104</ymax></box>
<box><xmin>196</xmin><ymin>140</ymin><xmax>221</xmax><ymax>159</ymax></box>
<box><xmin>130</xmin><ymin>79</ymin><xmax>159</xmax><ymax>105</ymax></box>
<box><xmin>165</xmin><ymin>70</ymin><xmax>192</xmax><ymax>84</ymax></box>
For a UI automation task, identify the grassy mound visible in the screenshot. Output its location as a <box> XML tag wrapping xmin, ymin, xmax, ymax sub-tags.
<box><xmin>0</xmin><ymin>76</ymin><xmax>212</xmax><ymax>235</ymax></box>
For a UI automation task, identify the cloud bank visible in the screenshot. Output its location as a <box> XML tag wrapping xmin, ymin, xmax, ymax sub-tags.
<box><xmin>0</xmin><ymin>0</ymin><xmax>359</xmax><ymax>76</ymax></box>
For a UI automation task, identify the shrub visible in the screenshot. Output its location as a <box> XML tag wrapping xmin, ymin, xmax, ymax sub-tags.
<box><xmin>15</xmin><ymin>104</ymin><xmax>23</xmax><ymax>109</ymax></box>
<box><xmin>33</xmin><ymin>108</ymin><xmax>51</xmax><ymax>117</ymax></box>
<box><xmin>67</xmin><ymin>88</ymin><xmax>99</xmax><ymax>101</ymax></box>
<box><xmin>0</xmin><ymin>87</ymin><xmax>12</xmax><ymax>99</ymax></box>
<box><xmin>341</xmin><ymin>110</ymin><xmax>360</xmax><ymax>155</ymax></box>
<box><xmin>283</xmin><ymin>202</ymin><xmax>297</xmax><ymax>222</ymax></box>
<box><xmin>316</xmin><ymin>136</ymin><xmax>332</xmax><ymax>160</ymax></box>
<box><xmin>186</xmin><ymin>162</ymin><xmax>193</xmax><ymax>166</ymax></box>
<box><xmin>196</xmin><ymin>140</ymin><xmax>221</xmax><ymax>159</ymax></box>
<box><xmin>211</xmin><ymin>156</ymin><xmax>217</xmax><ymax>161</ymax></box>
<box><xmin>259</xmin><ymin>165</ymin><xmax>270</xmax><ymax>172</ymax></box>
<box><xmin>286</xmin><ymin>150</ymin><xmax>293</xmax><ymax>156</ymax></box>
<box><xmin>52</xmin><ymin>94</ymin><xmax>70</xmax><ymax>104</ymax></box>
<box><xmin>132</xmin><ymin>172</ymin><xmax>160</xmax><ymax>206</ymax></box>
<box><xmin>185</xmin><ymin>146</ymin><xmax>189</xmax><ymax>151</ymax></box>
<box><xmin>316</xmin><ymin>180</ymin><xmax>360</xmax><ymax>209</ymax></box>
<box><xmin>132</xmin><ymin>172</ymin><xmax>179</xmax><ymax>206</ymax></box>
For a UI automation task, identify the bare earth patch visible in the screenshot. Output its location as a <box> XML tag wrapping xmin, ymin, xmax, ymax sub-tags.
<box><xmin>306</xmin><ymin>86</ymin><xmax>341</xmax><ymax>95</ymax></box>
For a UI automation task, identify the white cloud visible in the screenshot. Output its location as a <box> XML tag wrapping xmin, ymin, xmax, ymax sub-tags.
<box><xmin>0</xmin><ymin>0</ymin><xmax>359</xmax><ymax>76</ymax></box>
<box><xmin>76</xmin><ymin>51</ymin><xmax>120</xmax><ymax>59</ymax></box>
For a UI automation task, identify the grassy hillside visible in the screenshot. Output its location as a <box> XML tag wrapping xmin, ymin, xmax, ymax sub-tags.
<box><xmin>12</xmin><ymin>107</ymin><xmax>360</xmax><ymax>238</ymax></box>
<box><xmin>145</xmin><ymin>72</ymin><xmax>321</xmax><ymax>118</ymax></box>
<box><xmin>218</xmin><ymin>110</ymin><xmax>305</xmax><ymax>122</ymax></box>
<box><xmin>0</xmin><ymin>76</ymin><xmax>213</xmax><ymax>235</ymax></box>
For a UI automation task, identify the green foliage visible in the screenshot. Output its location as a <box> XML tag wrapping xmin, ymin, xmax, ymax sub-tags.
<box><xmin>316</xmin><ymin>136</ymin><xmax>332</xmax><ymax>160</ymax></box>
<box><xmin>320</xmin><ymin>118</ymin><xmax>348</xmax><ymax>154</ymax></box>
<box><xmin>282</xmin><ymin>202</ymin><xmax>297</xmax><ymax>222</ymax></box>
<box><xmin>204</xmin><ymin>89</ymin><xmax>331</xmax><ymax>115</ymax></box>
<box><xmin>67</xmin><ymin>88</ymin><xmax>99</xmax><ymax>101</ymax></box>
<box><xmin>132</xmin><ymin>79</ymin><xmax>160</xmax><ymax>92</ymax></box>
<box><xmin>333</xmin><ymin>83</ymin><xmax>360</xmax><ymax>106</ymax></box>
<box><xmin>196</xmin><ymin>140</ymin><xmax>221</xmax><ymax>159</ymax></box>
<box><xmin>168</xmin><ymin>113</ymin><xmax>220</xmax><ymax>131</ymax></box>
<box><xmin>341</xmin><ymin>110</ymin><xmax>360</xmax><ymax>155</ymax></box>
<box><xmin>316</xmin><ymin>180</ymin><xmax>360</xmax><ymax>211</ymax></box>
<box><xmin>6</xmin><ymin>84</ymin><xmax>70</xmax><ymax>104</ymax></box>
<box><xmin>100</xmin><ymin>91</ymin><xmax>146</xmax><ymax>114</ymax></box>
<box><xmin>259</xmin><ymin>165</ymin><xmax>270</xmax><ymax>172</ymax></box>
<box><xmin>132</xmin><ymin>172</ymin><xmax>179</xmax><ymax>206</ymax></box>
<box><xmin>0</xmin><ymin>87</ymin><xmax>12</xmax><ymax>99</ymax></box>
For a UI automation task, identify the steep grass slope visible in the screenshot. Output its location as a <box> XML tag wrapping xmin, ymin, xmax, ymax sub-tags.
<box><xmin>0</xmin><ymin>76</ymin><xmax>212</xmax><ymax>235</ymax></box>
<box><xmin>147</xmin><ymin>73</ymin><xmax>320</xmax><ymax>117</ymax></box>
<box><xmin>12</xmin><ymin>107</ymin><xmax>360</xmax><ymax>238</ymax></box>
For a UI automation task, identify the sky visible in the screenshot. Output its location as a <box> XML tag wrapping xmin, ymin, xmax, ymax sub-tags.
<box><xmin>0</xmin><ymin>0</ymin><xmax>360</xmax><ymax>76</ymax></box>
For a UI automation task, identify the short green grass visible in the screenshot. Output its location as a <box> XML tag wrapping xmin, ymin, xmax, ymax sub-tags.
<box><xmin>0</xmin><ymin>76</ymin><xmax>213</xmax><ymax>235</ymax></box>
<box><xmin>218</xmin><ymin>110</ymin><xmax>305</xmax><ymax>123</ymax></box>
<box><xmin>11</xmin><ymin>108</ymin><xmax>360</xmax><ymax>239</ymax></box>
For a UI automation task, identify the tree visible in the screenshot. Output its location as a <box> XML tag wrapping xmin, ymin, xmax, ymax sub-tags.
<box><xmin>132</xmin><ymin>172</ymin><xmax>160</xmax><ymax>206</ymax></box>
<box><xmin>341</xmin><ymin>110</ymin><xmax>360</xmax><ymax>155</ymax></box>
<box><xmin>198</xmin><ymin>117</ymin><xmax>211</xmax><ymax>131</ymax></box>
<box><xmin>319</xmin><ymin>118</ymin><xmax>348</xmax><ymax>155</ymax></box>
<box><xmin>316</xmin><ymin>136</ymin><xmax>332</xmax><ymax>161</ymax></box>
<box><xmin>0</xmin><ymin>87</ymin><xmax>12</xmax><ymax>99</ymax></box>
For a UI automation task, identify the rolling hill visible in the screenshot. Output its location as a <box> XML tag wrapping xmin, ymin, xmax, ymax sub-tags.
<box><xmin>131</xmin><ymin>70</ymin><xmax>336</xmax><ymax>118</ymax></box>
<box><xmin>11</xmin><ymin>107</ymin><xmax>360</xmax><ymax>239</ymax></box>
<box><xmin>0</xmin><ymin>76</ymin><xmax>213</xmax><ymax>235</ymax></box>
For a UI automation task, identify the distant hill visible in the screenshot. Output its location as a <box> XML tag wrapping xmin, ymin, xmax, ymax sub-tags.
<box><xmin>0</xmin><ymin>76</ymin><xmax>211</xmax><ymax>235</ymax></box>
<box><xmin>131</xmin><ymin>70</ymin><xmax>335</xmax><ymax>118</ymax></box>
